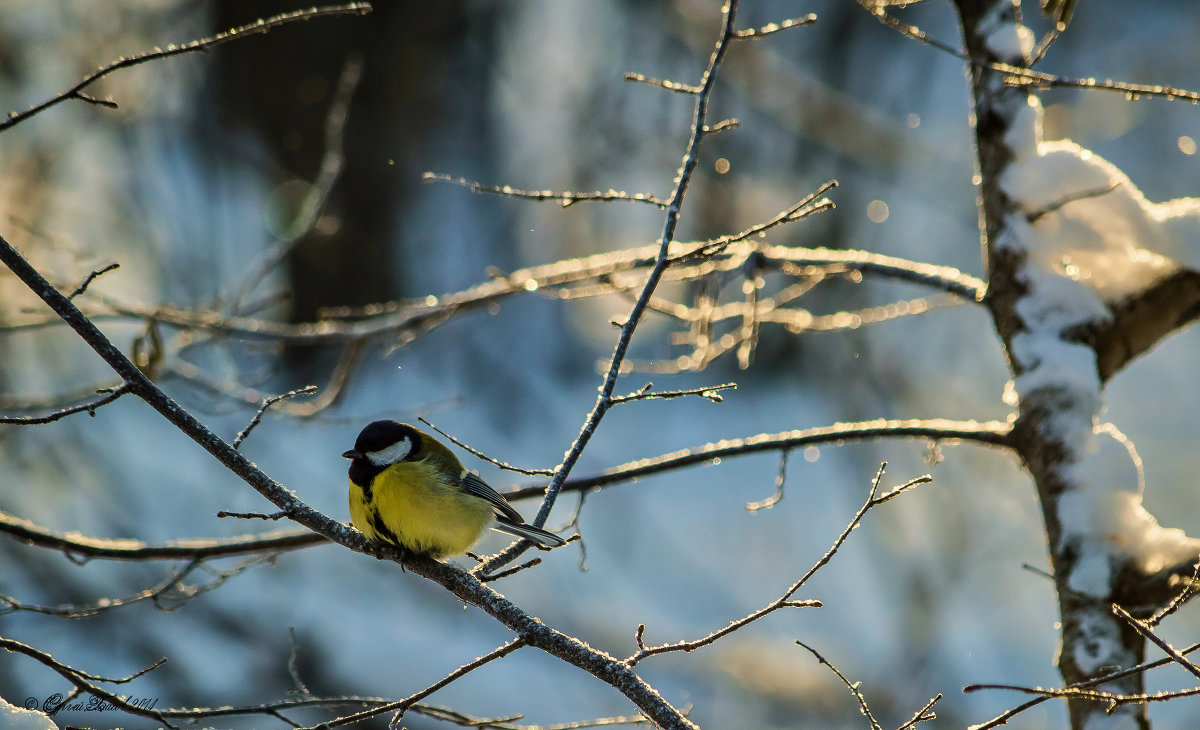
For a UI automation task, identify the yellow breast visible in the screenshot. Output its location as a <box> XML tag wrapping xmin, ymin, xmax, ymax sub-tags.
<box><xmin>349</xmin><ymin>459</ymin><xmax>494</xmax><ymax>557</ymax></box>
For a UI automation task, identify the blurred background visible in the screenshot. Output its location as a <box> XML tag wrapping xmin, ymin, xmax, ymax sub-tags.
<box><xmin>1</xmin><ymin>1</ymin><xmax>1199</xmax><ymax>727</ymax></box>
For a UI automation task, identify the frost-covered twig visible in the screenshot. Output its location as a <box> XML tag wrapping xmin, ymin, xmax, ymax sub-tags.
<box><xmin>233</xmin><ymin>386</ymin><xmax>319</xmax><ymax>449</ymax></box>
<box><xmin>623</xmin><ymin>72</ymin><xmax>701</xmax><ymax>95</ymax></box>
<box><xmin>858</xmin><ymin>1</ymin><xmax>1200</xmax><ymax>106</ymax></box>
<box><xmin>0</xmin><ymin>637</ymin><xmax>175</xmax><ymax>727</ymax></box>
<box><xmin>733</xmin><ymin>14</ymin><xmax>818</xmax><ymax>40</ymax></box>
<box><xmin>0</xmin><ymin>507</ymin><xmax>323</xmax><ymax>560</ymax></box>
<box><xmin>795</xmin><ymin>641</ymin><xmax>882</xmax><ymax>730</ymax></box>
<box><xmin>478</xmin><ymin>1</ymin><xmax>748</xmax><ymax>579</ymax></box>
<box><xmin>0</xmin><ymin>556</ymin><xmax>270</xmax><ymax>618</ymax></box>
<box><xmin>0</xmin><ymin>383</ymin><xmax>132</xmax><ymax>424</ymax></box>
<box><xmin>745</xmin><ymin>448</ymin><xmax>789</xmax><ymax>512</ymax></box>
<box><xmin>305</xmin><ymin>638</ymin><xmax>527</xmax><ymax>729</ymax></box>
<box><xmin>966</xmin><ymin>664</ymin><xmax>1200</xmax><ymax>727</ymax></box>
<box><xmin>0</xmin><ymin>634</ymin><xmax>532</xmax><ymax>729</ymax></box>
<box><xmin>2</xmin><ymin>242</ymin><xmax>982</xmax><ymax>342</ymax></box>
<box><xmin>504</xmin><ymin>418</ymin><xmax>1009</xmax><ymax>501</ymax></box>
<box><xmin>1000</xmin><ymin>64</ymin><xmax>1200</xmax><ymax>104</ymax></box>
<box><xmin>418</xmin><ymin>417</ymin><xmax>555</xmax><ymax>476</ymax></box>
<box><xmin>897</xmin><ymin>694</ymin><xmax>941</xmax><ymax>729</ymax></box>
<box><xmin>1112</xmin><ymin>603</ymin><xmax>1200</xmax><ymax>682</ymax></box>
<box><xmin>423</xmin><ymin>173</ymin><xmax>669</xmax><ymax>209</ymax></box>
<box><xmin>0</xmin><ymin>3</ymin><xmax>373</xmax><ymax>133</ymax></box>
<box><xmin>624</xmin><ymin>467</ymin><xmax>928</xmax><ymax>667</ymax></box>
<box><xmin>609</xmin><ymin>381</ymin><xmax>736</xmax><ymax>405</ymax></box>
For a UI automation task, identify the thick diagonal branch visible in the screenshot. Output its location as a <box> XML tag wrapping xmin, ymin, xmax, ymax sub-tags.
<box><xmin>0</xmin><ymin>234</ymin><xmax>695</xmax><ymax>729</ymax></box>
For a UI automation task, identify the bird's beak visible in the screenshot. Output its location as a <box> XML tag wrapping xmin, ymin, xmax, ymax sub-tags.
<box><xmin>341</xmin><ymin>449</ymin><xmax>361</xmax><ymax>459</ymax></box>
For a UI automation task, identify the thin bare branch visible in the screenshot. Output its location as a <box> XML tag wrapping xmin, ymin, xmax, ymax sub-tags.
<box><xmin>854</xmin><ymin>2</ymin><xmax>967</xmax><ymax>59</ymax></box>
<box><xmin>733</xmin><ymin>14</ymin><xmax>818</xmax><ymax>40</ymax></box>
<box><xmin>402</xmin><ymin>706</ymin><xmax>649</xmax><ymax>730</ymax></box>
<box><xmin>622</xmin><ymin>291</ymin><xmax>961</xmax><ymax>374</ymax></box>
<box><xmin>795</xmin><ymin>641</ymin><xmax>882</xmax><ymax>730</ymax></box>
<box><xmin>1112</xmin><ymin>603</ymin><xmax>1200</xmax><ymax>682</ymax></box>
<box><xmin>1</xmin><ymin>562</ymin><xmax>196</xmax><ymax>618</ymax></box>
<box><xmin>504</xmin><ymin>418</ymin><xmax>1010</xmax><ymax>501</ymax></box>
<box><xmin>0</xmin><ymin>3</ymin><xmax>373</xmax><ymax>133</ymax></box>
<box><xmin>419</xmin><ymin>417</ymin><xmax>554</xmax><ymax>476</ymax></box>
<box><xmin>217</xmin><ymin>510</ymin><xmax>290</xmax><ymax>521</ymax></box>
<box><xmin>965</xmin><ymin>680</ymin><xmax>1200</xmax><ymax>708</ymax></box>
<box><xmin>683</xmin><ymin>181</ymin><xmax>839</xmax><ymax>257</ymax></box>
<box><xmin>0</xmin><ymin>507</ymin><xmax>323</xmax><ymax>560</ymax></box>
<box><xmin>288</xmin><ymin>627</ymin><xmax>312</xmax><ymax>698</ymax></box>
<box><xmin>229</xmin><ymin>53</ymin><xmax>364</xmax><ymax>315</ymax></box>
<box><xmin>745</xmin><ymin>448</ymin><xmax>789</xmax><ymax>512</ymax></box>
<box><xmin>233</xmin><ymin>385</ymin><xmax>319</xmax><ymax>449</ymax></box>
<box><xmin>276</xmin><ymin>340</ymin><xmax>364</xmax><ymax>416</ymax></box>
<box><xmin>160</xmin><ymin>342</ymin><xmax>356</xmax><ymax>418</ymax></box>
<box><xmin>872</xmin><ymin>475</ymin><xmax>931</xmax><ymax>506</ymax></box>
<box><xmin>0</xmin><ymin>636</ymin><xmax>177</xmax><ymax>727</ymax></box>
<box><xmin>623</xmin><ymin>72</ymin><xmax>701</xmax><ymax>95</ymax></box>
<box><xmin>0</xmin><ymin>651</ymin><xmax>419</xmax><ymax>727</ymax></box>
<box><xmin>858</xmin><ymin>1</ymin><xmax>1200</xmax><ymax>105</ymax></box>
<box><xmin>0</xmin><ymin>381</ymin><xmax>120</xmax><ymax>410</ymax></box>
<box><xmin>1025</xmin><ymin>181</ymin><xmax>1122</xmax><ymax>223</ymax></box>
<box><xmin>3</xmin><ymin>418</ymin><xmax>979</xmax><ymax>563</ymax></box>
<box><xmin>566</xmin><ymin>491</ymin><xmax>590</xmax><ymax>572</ymax></box>
<box><xmin>0</xmin><ymin>383</ymin><xmax>132</xmax><ymax>424</ymax></box>
<box><xmin>154</xmin><ymin>695</ymin><xmax>392</xmax><ymax>723</ymax></box>
<box><xmin>1</xmin><ymin>241</ymin><xmax>984</xmax><ymax>346</ymax></box>
<box><xmin>896</xmin><ymin>694</ymin><xmax>941</xmax><ymax>729</ymax></box>
<box><xmin>304</xmin><ymin>638</ymin><xmax>527</xmax><ymax>729</ymax></box>
<box><xmin>965</xmin><ymin>642</ymin><xmax>1200</xmax><ymax>728</ymax></box>
<box><xmin>0</xmin><ymin>555</ymin><xmax>269</xmax><ymax>618</ymax></box>
<box><xmin>1001</xmin><ymin>64</ymin><xmax>1200</xmax><ymax>103</ymax></box>
<box><xmin>68</xmin><ymin>262</ymin><xmax>120</xmax><ymax>299</ymax></box>
<box><xmin>1148</xmin><ymin>558</ymin><xmax>1200</xmax><ymax>628</ymax></box>
<box><xmin>522</xmin><ymin>715</ymin><xmax>649</xmax><ymax>729</ymax></box>
<box><xmin>702</xmin><ymin>118</ymin><xmax>740</xmax><ymax>134</ymax></box>
<box><xmin>515</xmin><ymin>0</ymin><xmax>744</xmax><ymax>571</ymax></box>
<box><xmin>478</xmin><ymin>557</ymin><xmax>544</xmax><ymax>583</ymax></box>
<box><xmin>625</xmin><ymin>466</ymin><xmax>926</xmax><ymax>667</ymax></box>
<box><xmin>0</xmin><ymin>638</ymin><xmax>167</xmax><ymax>686</ymax></box>
<box><xmin>609</xmin><ymin>381</ymin><xmax>736</xmax><ymax>405</ymax></box>
<box><xmin>423</xmin><ymin>173</ymin><xmax>669</xmax><ymax>209</ymax></box>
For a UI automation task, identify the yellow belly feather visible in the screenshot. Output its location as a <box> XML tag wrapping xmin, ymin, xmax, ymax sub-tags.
<box><xmin>349</xmin><ymin>459</ymin><xmax>493</xmax><ymax>557</ymax></box>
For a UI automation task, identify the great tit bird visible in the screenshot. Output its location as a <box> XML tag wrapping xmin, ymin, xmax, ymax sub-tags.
<box><xmin>342</xmin><ymin>420</ymin><xmax>566</xmax><ymax>558</ymax></box>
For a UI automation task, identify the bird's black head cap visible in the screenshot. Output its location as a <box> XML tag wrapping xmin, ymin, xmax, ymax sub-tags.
<box><xmin>343</xmin><ymin>421</ymin><xmax>423</xmax><ymax>488</ymax></box>
<box><xmin>352</xmin><ymin>420</ymin><xmax>420</xmax><ymax>456</ymax></box>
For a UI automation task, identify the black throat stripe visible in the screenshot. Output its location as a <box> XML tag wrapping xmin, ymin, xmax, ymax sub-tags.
<box><xmin>348</xmin><ymin>459</ymin><xmax>384</xmax><ymax>493</ymax></box>
<box><xmin>367</xmin><ymin>508</ymin><xmax>402</xmax><ymax>547</ymax></box>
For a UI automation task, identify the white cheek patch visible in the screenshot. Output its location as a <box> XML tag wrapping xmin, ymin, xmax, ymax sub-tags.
<box><xmin>366</xmin><ymin>436</ymin><xmax>412</xmax><ymax>466</ymax></box>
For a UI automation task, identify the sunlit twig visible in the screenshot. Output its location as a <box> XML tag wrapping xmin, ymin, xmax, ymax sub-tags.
<box><xmin>0</xmin><ymin>3</ymin><xmax>373</xmax><ymax>133</ymax></box>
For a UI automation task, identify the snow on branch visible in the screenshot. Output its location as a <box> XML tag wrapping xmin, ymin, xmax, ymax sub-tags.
<box><xmin>1000</xmin><ymin>96</ymin><xmax>1200</xmax><ymax>313</ymax></box>
<box><xmin>952</xmin><ymin>2</ymin><xmax>1200</xmax><ymax>724</ymax></box>
<box><xmin>996</xmin><ymin>91</ymin><xmax>1200</xmax><ymax>604</ymax></box>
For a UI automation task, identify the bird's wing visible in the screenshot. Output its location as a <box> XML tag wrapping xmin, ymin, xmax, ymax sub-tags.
<box><xmin>459</xmin><ymin>472</ymin><xmax>525</xmax><ymax>524</ymax></box>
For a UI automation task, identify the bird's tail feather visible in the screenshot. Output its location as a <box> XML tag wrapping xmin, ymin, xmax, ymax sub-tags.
<box><xmin>491</xmin><ymin>519</ymin><xmax>567</xmax><ymax>549</ymax></box>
